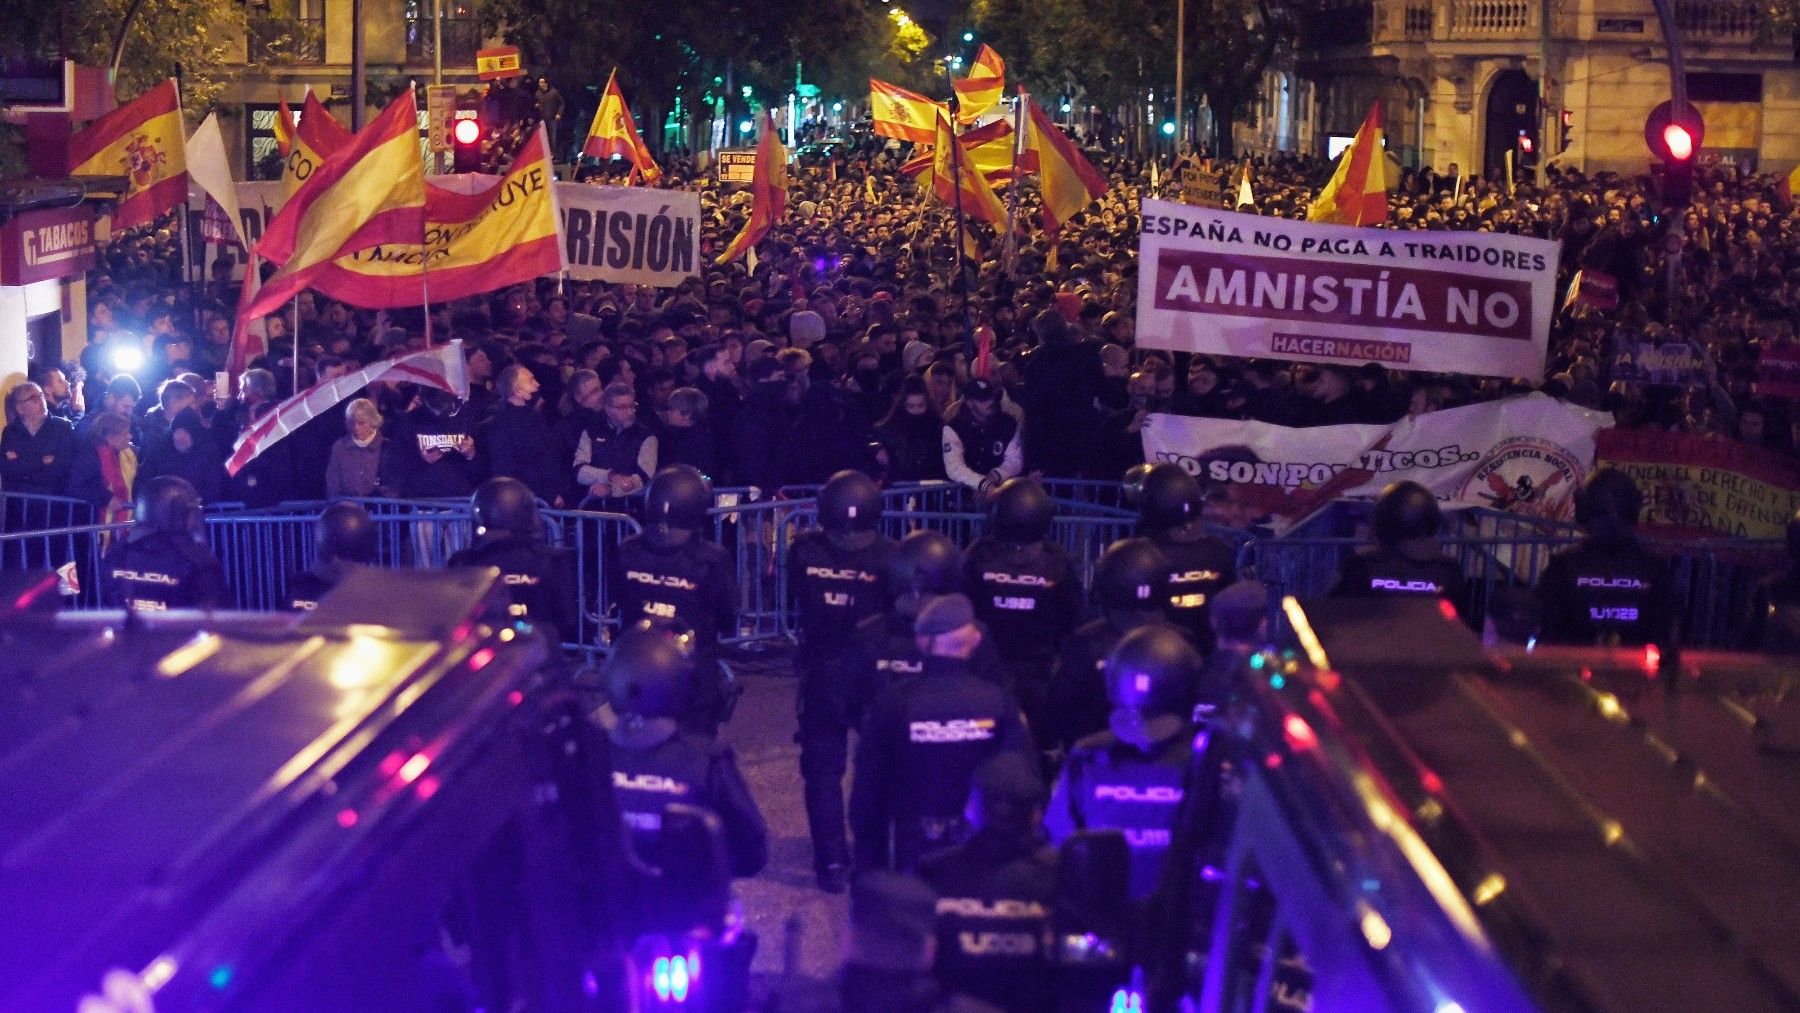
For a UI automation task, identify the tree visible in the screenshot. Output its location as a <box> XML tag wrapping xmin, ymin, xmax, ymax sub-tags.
<box><xmin>1</xmin><ymin>0</ymin><xmax>248</xmax><ymax>114</ymax></box>
<box><xmin>1188</xmin><ymin>0</ymin><xmax>1295</xmax><ymax>158</ymax></box>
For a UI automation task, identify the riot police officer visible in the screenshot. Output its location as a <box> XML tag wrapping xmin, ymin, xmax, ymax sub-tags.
<box><xmin>1331</xmin><ymin>480</ymin><xmax>1469</xmax><ymax>616</ymax></box>
<box><xmin>851</xmin><ymin>593</ymin><xmax>1033</xmax><ymax>873</ymax></box>
<box><xmin>102</xmin><ymin>475</ymin><xmax>229</xmax><ymax>611</ymax></box>
<box><xmin>917</xmin><ymin>752</ymin><xmax>1057</xmax><ymax>1012</ymax></box>
<box><xmin>604</xmin><ymin>619</ymin><xmax>768</xmax><ymax>925</ymax></box>
<box><xmin>1046</xmin><ymin>537</ymin><xmax>1179</xmax><ymax>755</ymax></box>
<box><xmin>1745</xmin><ymin>508</ymin><xmax>1800</xmax><ymax>651</ymax></box>
<box><xmin>610</xmin><ymin>465</ymin><xmax>737</xmax><ymax>734</ymax></box>
<box><xmin>285</xmin><ymin>502</ymin><xmax>378</xmax><ymax>610</ymax></box>
<box><xmin>1138</xmin><ymin>463</ymin><xmax>1236</xmax><ymax>653</ymax></box>
<box><xmin>448</xmin><ymin>477</ymin><xmax>578</xmax><ymax>641</ymax></box>
<box><xmin>789</xmin><ymin>469</ymin><xmax>896</xmax><ymax>892</ymax></box>
<box><xmin>1536</xmin><ymin>467</ymin><xmax>1675</xmax><ymax>647</ymax></box>
<box><xmin>1047</xmin><ymin>624</ymin><xmax>1200</xmax><ymax>900</ymax></box>
<box><xmin>962</xmin><ymin>477</ymin><xmax>1081</xmax><ymax>737</ymax></box>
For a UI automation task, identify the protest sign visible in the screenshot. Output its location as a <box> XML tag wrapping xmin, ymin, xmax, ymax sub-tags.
<box><xmin>1756</xmin><ymin>344</ymin><xmax>1800</xmax><ymax>400</ymax></box>
<box><xmin>717</xmin><ymin>149</ymin><xmax>758</xmax><ymax>185</ymax></box>
<box><xmin>1135</xmin><ymin>199</ymin><xmax>1561</xmax><ymax>380</ymax></box>
<box><xmin>1618</xmin><ymin>342</ymin><xmax>1706</xmax><ymax>385</ymax></box>
<box><xmin>1596</xmin><ymin>428</ymin><xmax>1800</xmax><ymax>539</ymax></box>
<box><xmin>1141</xmin><ymin>394</ymin><xmax>1611</xmax><ymax>531</ymax></box>
<box><xmin>557</xmin><ymin>184</ymin><xmax>701</xmax><ymax>287</ymax></box>
<box><xmin>1179</xmin><ymin>165</ymin><xmax>1222</xmax><ymax>208</ymax></box>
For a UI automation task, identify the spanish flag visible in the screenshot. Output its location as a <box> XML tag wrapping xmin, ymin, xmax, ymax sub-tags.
<box><xmin>583</xmin><ymin>69</ymin><xmax>661</xmax><ymax>184</ymax></box>
<box><xmin>245</xmin><ymin>91</ymin><xmax>426</xmax><ymax>319</ymax></box>
<box><xmin>1021</xmin><ymin>95</ymin><xmax>1107</xmax><ymax>240</ymax></box>
<box><xmin>309</xmin><ymin>126</ymin><xmax>564</xmax><ymax>307</ymax></box>
<box><xmin>68</xmin><ymin>78</ymin><xmax>188</xmax><ymax>231</ymax></box>
<box><xmin>930</xmin><ymin>111</ymin><xmax>1009</xmax><ymax>230</ymax></box>
<box><xmin>952</xmin><ymin>45</ymin><xmax>1005</xmax><ymax>124</ymax></box>
<box><xmin>273</xmin><ymin>97</ymin><xmax>295</xmax><ymax>158</ymax></box>
<box><xmin>901</xmin><ymin>117</ymin><xmax>1032</xmax><ymax>185</ymax></box>
<box><xmin>283</xmin><ymin>90</ymin><xmax>353</xmax><ymax>199</ymax></box>
<box><xmin>716</xmin><ymin>112</ymin><xmax>787</xmax><ymax>265</ymax></box>
<box><xmin>870</xmin><ymin>78</ymin><xmax>944</xmax><ymax>145</ymax></box>
<box><xmin>1309</xmin><ymin>100</ymin><xmax>1388</xmax><ymax>227</ymax></box>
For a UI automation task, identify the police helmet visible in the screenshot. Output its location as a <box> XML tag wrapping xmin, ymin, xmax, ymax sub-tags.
<box><xmin>1121</xmin><ymin>463</ymin><xmax>1153</xmax><ymax>507</ymax></box>
<box><xmin>1105</xmin><ymin>624</ymin><xmax>1200</xmax><ymax>716</ymax></box>
<box><xmin>989</xmin><ymin>477</ymin><xmax>1053</xmax><ymax>543</ymax></box>
<box><xmin>1092</xmin><ymin>538</ymin><xmax>1171</xmax><ymax>613</ymax></box>
<box><xmin>134</xmin><ymin>475</ymin><xmax>203</xmax><ymax>534</ymax></box>
<box><xmin>604</xmin><ymin>617</ymin><xmax>697</xmax><ymax>721</ymax></box>
<box><xmin>645</xmin><ymin>465</ymin><xmax>712</xmax><ymax>532</ymax></box>
<box><xmin>316</xmin><ymin>501</ymin><xmax>378</xmax><ymax>564</ymax></box>
<box><xmin>472</xmin><ymin>476</ymin><xmax>539</xmax><ymax>538</ymax></box>
<box><xmin>894</xmin><ymin>529</ymin><xmax>961</xmax><ymax>596</ymax></box>
<box><xmin>1371</xmin><ymin>480</ymin><xmax>1441</xmax><ymax>547</ymax></box>
<box><xmin>1139</xmin><ymin>463</ymin><xmax>1203</xmax><ymax>535</ymax></box>
<box><xmin>1574</xmin><ymin>467</ymin><xmax>1643</xmax><ymax>537</ymax></box>
<box><xmin>819</xmin><ymin>469</ymin><xmax>882</xmax><ymax>533</ymax></box>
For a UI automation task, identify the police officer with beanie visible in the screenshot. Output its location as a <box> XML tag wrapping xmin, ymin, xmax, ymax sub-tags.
<box><xmin>1331</xmin><ymin>480</ymin><xmax>1469</xmax><ymax>614</ymax></box>
<box><xmin>102</xmin><ymin>475</ymin><xmax>229</xmax><ymax>611</ymax></box>
<box><xmin>448</xmin><ymin>476</ymin><xmax>578</xmax><ymax>641</ymax></box>
<box><xmin>604</xmin><ymin>619</ymin><xmax>768</xmax><ymax>921</ymax></box>
<box><xmin>1047</xmin><ymin>537</ymin><xmax>1181</xmax><ymax>755</ymax></box>
<box><xmin>1047</xmin><ymin>624</ymin><xmax>1201</xmax><ymax>900</ymax></box>
<box><xmin>963</xmin><ymin>477</ymin><xmax>1081</xmax><ymax>737</ymax></box>
<box><xmin>610</xmin><ymin>465</ymin><xmax>737</xmax><ymax>734</ymax></box>
<box><xmin>285</xmin><ymin>501</ymin><xmax>378</xmax><ymax>610</ymax></box>
<box><xmin>917</xmin><ymin>752</ymin><xmax>1058</xmax><ymax>1012</ymax></box>
<box><xmin>851</xmin><ymin>593</ymin><xmax>1033</xmax><ymax>873</ymax></box>
<box><xmin>1536</xmin><ymin>467</ymin><xmax>1674</xmax><ymax>647</ymax></box>
<box><xmin>790</xmin><ymin>469</ymin><xmax>896</xmax><ymax>892</ymax></box>
<box><xmin>1137</xmin><ymin>463</ymin><xmax>1236</xmax><ymax>653</ymax></box>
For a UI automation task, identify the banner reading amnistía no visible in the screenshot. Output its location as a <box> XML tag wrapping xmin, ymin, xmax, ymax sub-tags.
<box><xmin>1134</xmin><ymin>200</ymin><xmax>1561</xmax><ymax>381</ymax></box>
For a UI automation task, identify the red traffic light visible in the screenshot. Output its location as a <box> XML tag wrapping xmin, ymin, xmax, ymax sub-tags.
<box><xmin>1662</xmin><ymin>123</ymin><xmax>1694</xmax><ymax>161</ymax></box>
<box><xmin>1644</xmin><ymin>99</ymin><xmax>1704</xmax><ymax>162</ymax></box>
<box><xmin>453</xmin><ymin>118</ymin><xmax>482</xmax><ymax>145</ymax></box>
<box><xmin>1518</xmin><ymin>133</ymin><xmax>1534</xmax><ymax>154</ymax></box>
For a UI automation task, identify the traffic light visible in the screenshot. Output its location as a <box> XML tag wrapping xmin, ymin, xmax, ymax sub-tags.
<box><xmin>1644</xmin><ymin>100</ymin><xmax>1704</xmax><ymax>210</ymax></box>
<box><xmin>1516</xmin><ymin>129</ymin><xmax>1537</xmax><ymax>170</ymax></box>
<box><xmin>1559</xmin><ymin>109</ymin><xmax>1573</xmax><ymax>152</ymax></box>
<box><xmin>451</xmin><ymin>114</ymin><xmax>483</xmax><ymax>173</ymax></box>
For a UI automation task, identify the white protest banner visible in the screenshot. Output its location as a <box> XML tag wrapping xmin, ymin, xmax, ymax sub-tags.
<box><xmin>1140</xmin><ymin>394</ymin><xmax>1612</xmax><ymax>531</ymax></box>
<box><xmin>1135</xmin><ymin>199</ymin><xmax>1562</xmax><ymax>380</ymax></box>
<box><xmin>557</xmin><ymin>184</ymin><xmax>701</xmax><ymax>287</ymax></box>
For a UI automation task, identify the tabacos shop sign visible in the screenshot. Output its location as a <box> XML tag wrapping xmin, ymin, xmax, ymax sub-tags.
<box><xmin>1</xmin><ymin>205</ymin><xmax>98</xmax><ymax>286</ymax></box>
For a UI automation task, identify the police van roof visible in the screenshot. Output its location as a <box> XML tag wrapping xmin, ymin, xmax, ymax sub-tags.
<box><xmin>0</xmin><ymin>568</ymin><xmax>543</xmax><ymax>1008</ymax></box>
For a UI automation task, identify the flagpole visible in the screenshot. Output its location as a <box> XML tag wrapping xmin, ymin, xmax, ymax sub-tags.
<box><xmin>1001</xmin><ymin>89</ymin><xmax>1025</xmax><ymax>279</ymax></box>
<box><xmin>944</xmin><ymin>61</ymin><xmax>974</xmax><ymax>360</ymax></box>
<box><xmin>290</xmin><ymin>295</ymin><xmax>300</xmax><ymax>396</ymax></box>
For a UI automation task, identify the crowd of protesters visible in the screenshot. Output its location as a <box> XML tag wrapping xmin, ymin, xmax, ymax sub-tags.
<box><xmin>6</xmin><ymin>127</ymin><xmax>1800</xmax><ymax>529</ymax></box>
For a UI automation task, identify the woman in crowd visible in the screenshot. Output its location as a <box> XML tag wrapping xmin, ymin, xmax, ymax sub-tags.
<box><xmin>326</xmin><ymin>398</ymin><xmax>387</xmax><ymax>499</ymax></box>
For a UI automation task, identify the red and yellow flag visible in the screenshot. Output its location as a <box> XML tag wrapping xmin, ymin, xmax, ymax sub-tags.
<box><xmin>1309</xmin><ymin>100</ymin><xmax>1388</xmax><ymax>227</ymax></box>
<box><xmin>245</xmin><ymin>92</ymin><xmax>426</xmax><ymax>319</ymax></box>
<box><xmin>309</xmin><ymin>126</ymin><xmax>563</xmax><ymax>307</ymax></box>
<box><xmin>930</xmin><ymin>111</ymin><xmax>1008</xmax><ymax>229</ymax></box>
<box><xmin>273</xmin><ymin>97</ymin><xmax>295</xmax><ymax>158</ymax></box>
<box><xmin>584</xmin><ymin>69</ymin><xmax>661</xmax><ymax>184</ymax></box>
<box><xmin>716</xmin><ymin>113</ymin><xmax>788</xmax><ymax>265</ymax></box>
<box><xmin>1022</xmin><ymin>96</ymin><xmax>1108</xmax><ymax>239</ymax></box>
<box><xmin>870</xmin><ymin>78</ymin><xmax>944</xmax><ymax>145</ymax></box>
<box><xmin>68</xmin><ymin>79</ymin><xmax>188</xmax><ymax>231</ymax></box>
<box><xmin>952</xmin><ymin>45</ymin><xmax>1005</xmax><ymax>124</ymax></box>
<box><xmin>902</xmin><ymin>117</ymin><xmax>1032</xmax><ymax>185</ymax></box>
<box><xmin>283</xmin><ymin>91</ymin><xmax>353</xmax><ymax>199</ymax></box>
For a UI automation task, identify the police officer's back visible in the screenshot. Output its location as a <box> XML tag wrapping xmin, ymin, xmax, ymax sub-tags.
<box><xmin>1537</xmin><ymin>467</ymin><xmax>1675</xmax><ymax>647</ymax></box>
<box><xmin>1331</xmin><ymin>481</ymin><xmax>1470</xmax><ymax>616</ymax></box>
<box><xmin>1746</xmin><ymin>510</ymin><xmax>1800</xmax><ymax>652</ymax></box>
<box><xmin>852</xmin><ymin>593</ymin><xmax>1033</xmax><ymax>872</ymax></box>
<box><xmin>447</xmin><ymin>477</ymin><xmax>578</xmax><ymax>640</ymax></box>
<box><xmin>286</xmin><ymin>502</ymin><xmax>378</xmax><ymax>610</ymax></box>
<box><xmin>963</xmin><ymin>478</ymin><xmax>1081</xmax><ymax>731</ymax></box>
<box><xmin>604</xmin><ymin>620</ymin><xmax>768</xmax><ymax>935</ymax></box>
<box><xmin>102</xmin><ymin>476</ymin><xmax>229</xmax><ymax>611</ymax></box>
<box><xmin>610</xmin><ymin>466</ymin><xmax>737</xmax><ymax>730</ymax></box>
<box><xmin>1047</xmin><ymin>537</ymin><xmax>1180</xmax><ymax>754</ymax></box>
<box><xmin>789</xmin><ymin>470</ymin><xmax>896</xmax><ymax>891</ymax></box>
<box><xmin>917</xmin><ymin>753</ymin><xmax>1058</xmax><ymax>1012</ymax></box>
<box><xmin>1137</xmin><ymin>463</ymin><xmax>1236</xmax><ymax>652</ymax></box>
<box><xmin>1047</xmin><ymin>625</ymin><xmax>1200</xmax><ymax>900</ymax></box>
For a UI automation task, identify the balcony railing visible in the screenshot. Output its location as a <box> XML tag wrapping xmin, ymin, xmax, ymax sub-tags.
<box><xmin>248</xmin><ymin>16</ymin><xmax>325</xmax><ymax>64</ymax></box>
<box><xmin>1674</xmin><ymin>0</ymin><xmax>1760</xmax><ymax>42</ymax></box>
<box><xmin>1403</xmin><ymin>2</ymin><xmax>1432</xmax><ymax>38</ymax></box>
<box><xmin>1448</xmin><ymin>0</ymin><xmax>1535</xmax><ymax>38</ymax></box>
<box><xmin>405</xmin><ymin>17</ymin><xmax>482</xmax><ymax>66</ymax></box>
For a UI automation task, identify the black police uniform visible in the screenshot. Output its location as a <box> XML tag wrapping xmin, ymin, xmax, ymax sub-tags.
<box><xmin>850</xmin><ymin>655</ymin><xmax>1033</xmax><ymax>871</ymax></box>
<box><xmin>447</xmin><ymin>534</ymin><xmax>579</xmax><ymax>641</ymax></box>
<box><xmin>609</xmin><ymin>720</ymin><xmax>769</xmax><ymax>885</ymax></box>
<box><xmin>102</xmin><ymin>531</ymin><xmax>229</xmax><ymax>611</ymax></box>
<box><xmin>1536</xmin><ymin>534</ymin><xmax>1675</xmax><ymax>647</ymax></box>
<box><xmin>1047</xmin><ymin>616</ymin><xmax>1191</xmax><ymax>755</ymax></box>
<box><xmin>788</xmin><ymin>529</ymin><xmax>895</xmax><ymax>877</ymax></box>
<box><xmin>1151</xmin><ymin>530</ymin><xmax>1236</xmax><ymax>652</ymax></box>
<box><xmin>917</xmin><ymin>829</ymin><xmax>1057</xmax><ymax>1012</ymax></box>
<box><xmin>1046</xmin><ymin>722</ymin><xmax>1191</xmax><ymax>900</ymax></box>
<box><xmin>284</xmin><ymin>568</ymin><xmax>333</xmax><ymax>611</ymax></box>
<box><xmin>610</xmin><ymin>533</ymin><xmax>738</xmax><ymax>727</ymax></box>
<box><xmin>847</xmin><ymin>603</ymin><xmax>1004</xmax><ymax>729</ymax></box>
<box><xmin>1331</xmin><ymin>549</ymin><xmax>1470</xmax><ymax>607</ymax></box>
<box><xmin>961</xmin><ymin>538</ymin><xmax>1081</xmax><ymax>731</ymax></box>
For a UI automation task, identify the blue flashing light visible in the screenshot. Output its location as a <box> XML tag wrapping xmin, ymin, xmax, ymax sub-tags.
<box><xmin>1249</xmin><ymin>653</ymin><xmax>1264</xmax><ymax>670</ymax></box>
<box><xmin>653</xmin><ymin>957</ymin><xmax>671</xmax><ymax>1000</ymax></box>
<box><xmin>209</xmin><ymin>965</ymin><xmax>234</xmax><ymax>990</ymax></box>
<box><xmin>1110</xmin><ymin>988</ymin><xmax>1144</xmax><ymax>1013</ymax></box>
<box><xmin>670</xmin><ymin>954</ymin><xmax>691</xmax><ymax>1002</ymax></box>
<box><xmin>1269</xmin><ymin>673</ymin><xmax>1285</xmax><ymax>690</ymax></box>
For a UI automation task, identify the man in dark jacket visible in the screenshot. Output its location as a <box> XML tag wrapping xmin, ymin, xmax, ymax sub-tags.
<box><xmin>381</xmin><ymin>389</ymin><xmax>481</xmax><ymax>499</ymax></box>
<box><xmin>482</xmin><ymin>364</ymin><xmax>566</xmax><ymax>507</ymax></box>
<box><xmin>732</xmin><ymin>357</ymin><xmax>798</xmax><ymax>495</ymax></box>
<box><xmin>1017</xmin><ymin>308</ymin><xmax>1103</xmax><ymax>478</ymax></box>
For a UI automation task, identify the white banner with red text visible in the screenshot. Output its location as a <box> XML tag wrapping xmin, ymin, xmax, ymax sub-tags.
<box><xmin>1140</xmin><ymin>394</ymin><xmax>1612</xmax><ymax>532</ymax></box>
<box><xmin>1134</xmin><ymin>199</ymin><xmax>1561</xmax><ymax>380</ymax></box>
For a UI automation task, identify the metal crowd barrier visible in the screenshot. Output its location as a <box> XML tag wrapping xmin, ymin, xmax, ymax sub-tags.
<box><xmin>0</xmin><ymin>491</ymin><xmax>97</xmax><ymax>533</ymax></box>
<box><xmin>0</xmin><ymin>519</ymin><xmax>130</xmax><ymax>608</ymax></box>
